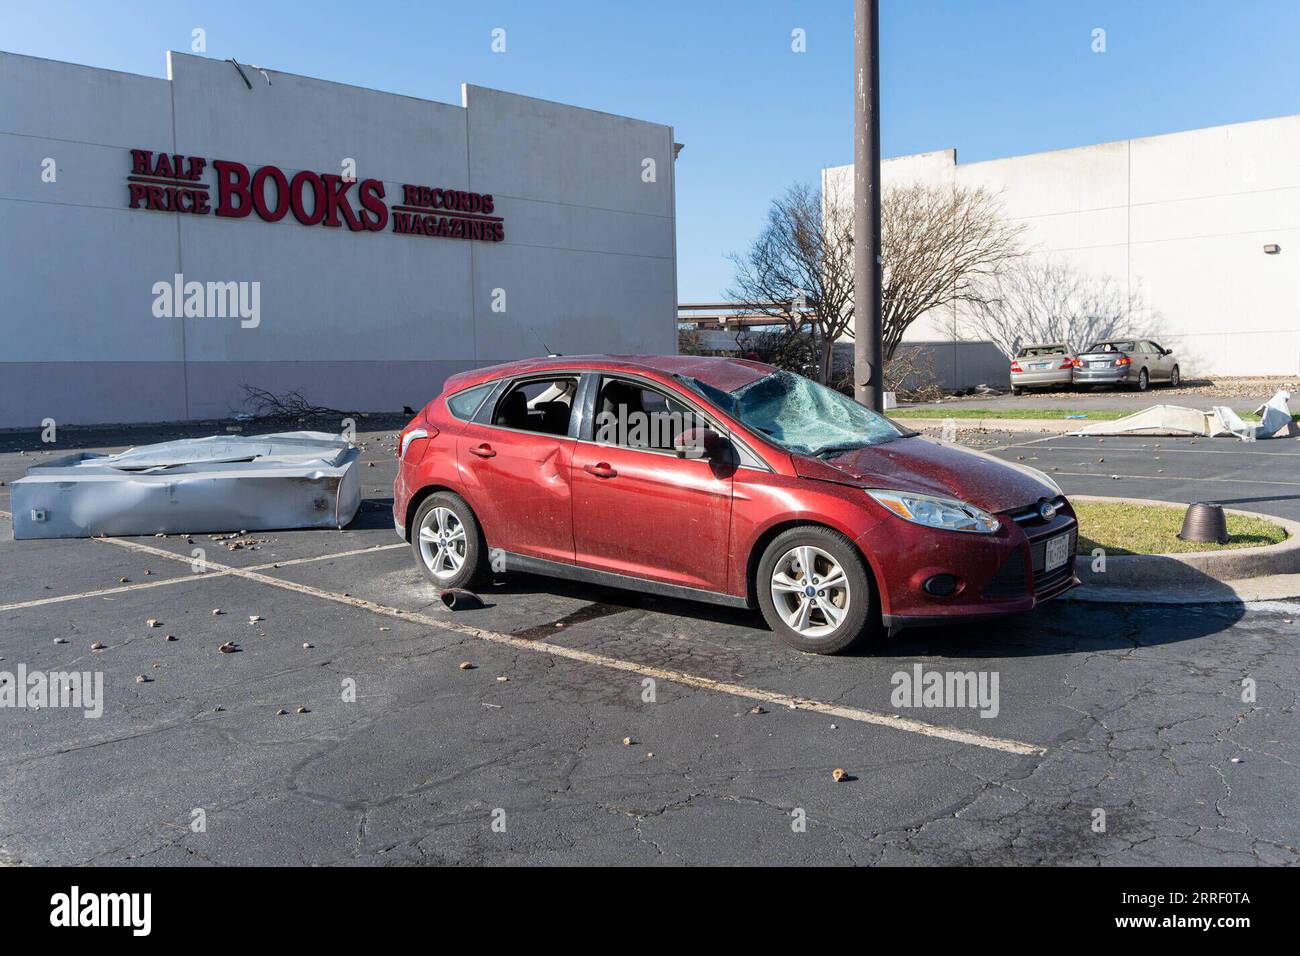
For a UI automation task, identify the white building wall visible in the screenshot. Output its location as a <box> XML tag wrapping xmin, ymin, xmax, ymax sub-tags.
<box><xmin>0</xmin><ymin>51</ymin><xmax>677</xmax><ymax>427</ymax></box>
<box><xmin>825</xmin><ymin>115</ymin><xmax>1300</xmax><ymax>377</ymax></box>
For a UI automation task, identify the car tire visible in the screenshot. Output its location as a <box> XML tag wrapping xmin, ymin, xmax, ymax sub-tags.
<box><xmin>410</xmin><ymin>492</ymin><xmax>489</xmax><ymax>591</ymax></box>
<box><xmin>1170</xmin><ymin>365</ymin><xmax>1181</xmax><ymax>387</ymax></box>
<box><xmin>756</xmin><ymin>526</ymin><xmax>874</xmax><ymax>654</ymax></box>
<box><xmin>1136</xmin><ymin>368</ymin><xmax>1150</xmax><ymax>391</ymax></box>
<box><xmin>1011</xmin><ymin>386</ymin><xmax>1025</xmax><ymax>396</ymax></box>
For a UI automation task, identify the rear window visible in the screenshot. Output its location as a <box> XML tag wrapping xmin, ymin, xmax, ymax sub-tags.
<box><xmin>1085</xmin><ymin>342</ymin><xmax>1135</xmax><ymax>353</ymax></box>
<box><xmin>1018</xmin><ymin>346</ymin><xmax>1065</xmax><ymax>358</ymax></box>
<box><xmin>445</xmin><ymin>382</ymin><xmax>495</xmax><ymax>420</ymax></box>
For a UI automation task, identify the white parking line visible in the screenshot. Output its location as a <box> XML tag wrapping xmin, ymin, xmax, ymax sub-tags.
<box><xmin>0</xmin><ymin>536</ymin><xmax>405</xmax><ymax>612</ymax></box>
<box><xmin>95</xmin><ymin>535</ymin><xmax>1048</xmax><ymax>758</ymax></box>
<box><xmin>1050</xmin><ymin>471</ymin><xmax>1300</xmax><ymax>488</ymax></box>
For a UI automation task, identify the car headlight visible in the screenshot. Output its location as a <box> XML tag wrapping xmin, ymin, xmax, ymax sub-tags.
<box><xmin>867</xmin><ymin>490</ymin><xmax>1000</xmax><ymax>534</ymax></box>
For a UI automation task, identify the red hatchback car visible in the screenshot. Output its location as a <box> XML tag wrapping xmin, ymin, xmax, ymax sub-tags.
<box><xmin>393</xmin><ymin>355</ymin><xmax>1078</xmax><ymax>653</ymax></box>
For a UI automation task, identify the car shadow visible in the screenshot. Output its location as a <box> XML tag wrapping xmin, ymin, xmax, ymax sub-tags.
<box><xmin>483</xmin><ymin>572</ymin><xmax>769</xmax><ymax>630</ymax></box>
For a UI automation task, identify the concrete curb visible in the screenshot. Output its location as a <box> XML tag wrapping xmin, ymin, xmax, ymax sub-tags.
<box><xmin>1066</xmin><ymin>494</ymin><xmax>1300</xmax><ymax>604</ymax></box>
<box><xmin>894</xmin><ymin>416</ymin><xmax>1084</xmax><ymax>434</ymax></box>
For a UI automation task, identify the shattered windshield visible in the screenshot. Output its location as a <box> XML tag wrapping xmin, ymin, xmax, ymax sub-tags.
<box><xmin>680</xmin><ymin>370</ymin><xmax>907</xmax><ymax>456</ymax></box>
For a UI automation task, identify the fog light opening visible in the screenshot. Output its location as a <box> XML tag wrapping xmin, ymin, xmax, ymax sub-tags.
<box><xmin>922</xmin><ymin>574</ymin><xmax>959</xmax><ymax>597</ymax></box>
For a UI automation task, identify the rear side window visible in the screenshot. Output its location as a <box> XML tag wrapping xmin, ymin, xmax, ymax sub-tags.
<box><xmin>446</xmin><ymin>382</ymin><xmax>495</xmax><ymax>420</ymax></box>
<box><xmin>491</xmin><ymin>377</ymin><xmax>579</xmax><ymax>436</ymax></box>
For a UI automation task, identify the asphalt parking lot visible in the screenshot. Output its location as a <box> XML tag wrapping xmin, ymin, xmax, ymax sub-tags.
<box><xmin>1</xmin><ymin>425</ymin><xmax>1297</xmax><ymax>866</ymax></box>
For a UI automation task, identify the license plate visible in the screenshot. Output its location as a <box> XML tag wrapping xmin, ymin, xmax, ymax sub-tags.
<box><xmin>1045</xmin><ymin>533</ymin><xmax>1070</xmax><ymax>572</ymax></box>
<box><xmin>1087</xmin><ymin>360</ymin><xmax>1109</xmax><ymax>368</ymax></box>
<box><xmin>1031</xmin><ymin>362</ymin><xmax>1050</xmax><ymax>369</ymax></box>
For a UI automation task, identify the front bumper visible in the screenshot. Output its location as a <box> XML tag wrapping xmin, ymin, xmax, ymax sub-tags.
<box><xmin>860</xmin><ymin>499</ymin><xmax>1080</xmax><ymax>630</ymax></box>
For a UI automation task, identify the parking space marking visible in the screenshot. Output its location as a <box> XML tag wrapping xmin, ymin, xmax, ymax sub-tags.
<box><xmin>0</xmin><ymin>538</ymin><xmax>406</xmax><ymax>613</ymax></box>
<box><xmin>1050</xmin><ymin>471</ymin><xmax>1300</xmax><ymax>488</ymax></box>
<box><xmin>1005</xmin><ymin>443</ymin><xmax>1300</xmax><ymax>458</ymax></box>
<box><xmin>95</xmin><ymin>535</ymin><xmax>1047</xmax><ymax>758</ymax></box>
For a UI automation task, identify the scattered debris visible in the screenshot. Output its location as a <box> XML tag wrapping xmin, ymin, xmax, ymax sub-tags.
<box><xmin>295</xmin><ymin>706</ymin><xmax>309</xmax><ymax>714</ymax></box>
<box><xmin>248</xmin><ymin>614</ymin><xmax>263</xmax><ymax>623</ymax></box>
<box><xmin>146</xmin><ymin>618</ymin><xmax>160</xmax><ymax>628</ymax></box>
<box><xmin>622</xmin><ymin>737</ymin><xmax>634</xmax><ymax>746</ymax></box>
<box><xmin>440</xmin><ymin>589</ymin><xmax>484</xmax><ymax>611</ymax></box>
<box><xmin>276</xmin><ymin>708</ymin><xmax>288</xmax><ymax>716</ymax></box>
<box><xmin>135</xmin><ymin>675</ymin><xmax>151</xmax><ymax>684</ymax></box>
<box><xmin>165</xmin><ymin>634</ymin><xmax>177</xmax><ymax>642</ymax></box>
<box><xmin>302</xmin><ymin>642</ymin><xmax>314</xmax><ymax>649</ymax></box>
<box><xmin>53</xmin><ymin>638</ymin><xmax>67</xmax><ymax>645</ymax></box>
<box><xmin>90</xmin><ymin>641</ymin><xmax>105</xmax><ymax>651</ymax></box>
<box><xmin>749</xmin><ymin>705</ymin><xmax>767</xmax><ymax>715</ymax></box>
<box><xmin>212</xmin><ymin>608</ymin><xmax>223</xmax><ymax>616</ymax></box>
<box><xmin>832</xmin><ymin>768</ymin><xmax>849</xmax><ymax>782</ymax></box>
<box><xmin>458</xmin><ymin>661</ymin><xmax>475</xmax><ymax>670</ymax></box>
<box><xmin>218</xmin><ymin>641</ymin><xmax>240</xmax><ymax>654</ymax></box>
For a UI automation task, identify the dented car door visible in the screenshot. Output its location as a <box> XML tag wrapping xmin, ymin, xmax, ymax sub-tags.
<box><xmin>456</xmin><ymin>376</ymin><xmax>578</xmax><ymax>564</ymax></box>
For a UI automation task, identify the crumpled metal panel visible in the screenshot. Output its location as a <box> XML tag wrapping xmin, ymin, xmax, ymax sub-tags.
<box><xmin>1068</xmin><ymin>405</ymin><xmax>1227</xmax><ymax>438</ymax></box>
<box><xmin>12</xmin><ymin>432</ymin><xmax>361</xmax><ymax>540</ymax></box>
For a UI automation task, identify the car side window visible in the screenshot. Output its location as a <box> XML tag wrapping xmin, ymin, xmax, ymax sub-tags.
<box><xmin>445</xmin><ymin>382</ymin><xmax>495</xmax><ymax>421</ymax></box>
<box><xmin>490</xmin><ymin>377</ymin><xmax>578</xmax><ymax>436</ymax></box>
<box><xmin>1147</xmin><ymin>341</ymin><xmax>1164</xmax><ymax>354</ymax></box>
<box><xmin>593</xmin><ymin>377</ymin><xmax>700</xmax><ymax>452</ymax></box>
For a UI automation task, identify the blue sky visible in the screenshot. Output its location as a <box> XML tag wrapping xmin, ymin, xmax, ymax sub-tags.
<box><xmin>4</xmin><ymin>0</ymin><xmax>1298</xmax><ymax>300</ymax></box>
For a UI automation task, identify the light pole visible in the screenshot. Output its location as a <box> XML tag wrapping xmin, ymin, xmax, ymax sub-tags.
<box><xmin>853</xmin><ymin>0</ymin><xmax>885</xmax><ymax>411</ymax></box>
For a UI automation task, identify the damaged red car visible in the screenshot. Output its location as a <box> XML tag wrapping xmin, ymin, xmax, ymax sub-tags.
<box><xmin>393</xmin><ymin>355</ymin><xmax>1078</xmax><ymax>654</ymax></box>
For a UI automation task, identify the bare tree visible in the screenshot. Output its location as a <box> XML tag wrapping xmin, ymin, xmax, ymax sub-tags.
<box><xmin>728</xmin><ymin>179</ymin><xmax>1022</xmax><ymax>384</ymax></box>
<box><xmin>879</xmin><ymin>182</ymin><xmax>1023</xmax><ymax>359</ymax></box>
<box><xmin>726</xmin><ymin>181</ymin><xmax>854</xmax><ymax>383</ymax></box>
<box><xmin>968</xmin><ymin>257</ymin><xmax>1147</xmax><ymax>358</ymax></box>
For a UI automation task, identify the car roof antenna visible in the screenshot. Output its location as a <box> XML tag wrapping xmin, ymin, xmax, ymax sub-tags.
<box><xmin>529</xmin><ymin>328</ymin><xmax>561</xmax><ymax>358</ymax></box>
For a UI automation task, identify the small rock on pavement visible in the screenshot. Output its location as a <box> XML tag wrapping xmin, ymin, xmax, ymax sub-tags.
<box><xmin>90</xmin><ymin>641</ymin><xmax>105</xmax><ymax>650</ymax></box>
<box><xmin>135</xmin><ymin>675</ymin><xmax>151</xmax><ymax>684</ymax></box>
<box><xmin>218</xmin><ymin>641</ymin><xmax>239</xmax><ymax>654</ymax></box>
<box><xmin>458</xmin><ymin>661</ymin><xmax>475</xmax><ymax>670</ymax></box>
<box><xmin>832</xmin><ymin>768</ymin><xmax>849</xmax><ymax>782</ymax></box>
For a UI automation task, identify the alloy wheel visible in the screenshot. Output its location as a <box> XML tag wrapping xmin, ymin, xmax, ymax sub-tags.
<box><xmin>769</xmin><ymin>545</ymin><xmax>851</xmax><ymax>639</ymax></box>
<box><xmin>418</xmin><ymin>506</ymin><xmax>468</xmax><ymax>580</ymax></box>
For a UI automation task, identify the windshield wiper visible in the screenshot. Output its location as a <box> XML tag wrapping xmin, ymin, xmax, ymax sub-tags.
<box><xmin>813</xmin><ymin>442</ymin><xmax>867</xmax><ymax>459</ymax></box>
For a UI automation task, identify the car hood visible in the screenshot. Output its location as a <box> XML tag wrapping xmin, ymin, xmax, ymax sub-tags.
<box><xmin>791</xmin><ymin>435</ymin><xmax>1060</xmax><ymax>513</ymax></box>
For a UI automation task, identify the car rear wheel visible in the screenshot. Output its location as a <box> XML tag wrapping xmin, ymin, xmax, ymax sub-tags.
<box><xmin>756</xmin><ymin>527</ymin><xmax>874</xmax><ymax>654</ymax></box>
<box><xmin>411</xmin><ymin>492</ymin><xmax>489</xmax><ymax>591</ymax></box>
<box><xmin>1135</xmin><ymin>368</ymin><xmax>1150</xmax><ymax>391</ymax></box>
<box><xmin>1011</xmin><ymin>386</ymin><xmax>1025</xmax><ymax>396</ymax></box>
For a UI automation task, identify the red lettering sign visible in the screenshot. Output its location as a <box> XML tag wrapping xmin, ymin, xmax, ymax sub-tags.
<box><xmin>126</xmin><ymin>148</ymin><xmax>500</xmax><ymax>242</ymax></box>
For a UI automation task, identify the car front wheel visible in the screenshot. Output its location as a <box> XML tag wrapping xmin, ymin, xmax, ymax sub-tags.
<box><xmin>411</xmin><ymin>492</ymin><xmax>489</xmax><ymax>591</ymax></box>
<box><xmin>756</xmin><ymin>527</ymin><xmax>874</xmax><ymax>654</ymax></box>
<box><xmin>1170</xmin><ymin>365</ymin><xmax>1181</xmax><ymax>387</ymax></box>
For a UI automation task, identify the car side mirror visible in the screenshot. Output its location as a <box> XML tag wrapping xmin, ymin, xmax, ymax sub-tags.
<box><xmin>674</xmin><ymin>427</ymin><xmax>724</xmax><ymax>459</ymax></box>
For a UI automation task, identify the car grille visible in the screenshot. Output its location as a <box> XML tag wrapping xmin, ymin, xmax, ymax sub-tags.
<box><xmin>982</xmin><ymin>501</ymin><xmax>1078</xmax><ymax>600</ymax></box>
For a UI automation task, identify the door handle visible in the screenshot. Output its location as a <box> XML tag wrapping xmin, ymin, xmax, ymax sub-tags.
<box><xmin>469</xmin><ymin>444</ymin><xmax>496</xmax><ymax>459</ymax></box>
<box><xmin>584</xmin><ymin>462</ymin><xmax>617</xmax><ymax>478</ymax></box>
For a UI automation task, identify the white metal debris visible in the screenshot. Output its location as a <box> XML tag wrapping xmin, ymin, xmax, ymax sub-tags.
<box><xmin>12</xmin><ymin>431</ymin><xmax>361</xmax><ymax>540</ymax></box>
<box><xmin>1068</xmin><ymin>405</ymin><xmax>1226</xmax><ymax>438</ymax></box>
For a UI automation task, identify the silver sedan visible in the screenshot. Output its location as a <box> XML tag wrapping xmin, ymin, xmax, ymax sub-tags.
<box><xmin>1010</xmin><ymin>344</ymin><xmax>1075</xmax><ymax>395</ymax></box>
<box><xmin>1073</xmin><ymin>339</ymin><xmax>1180</xmax><ymax>392</ymax></box>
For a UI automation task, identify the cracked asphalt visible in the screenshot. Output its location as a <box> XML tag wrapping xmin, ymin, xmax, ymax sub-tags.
<box><xmin>0</xmin><ymin>422</ymin><xmax>1296</xmax><ymax>865</ymax></box>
